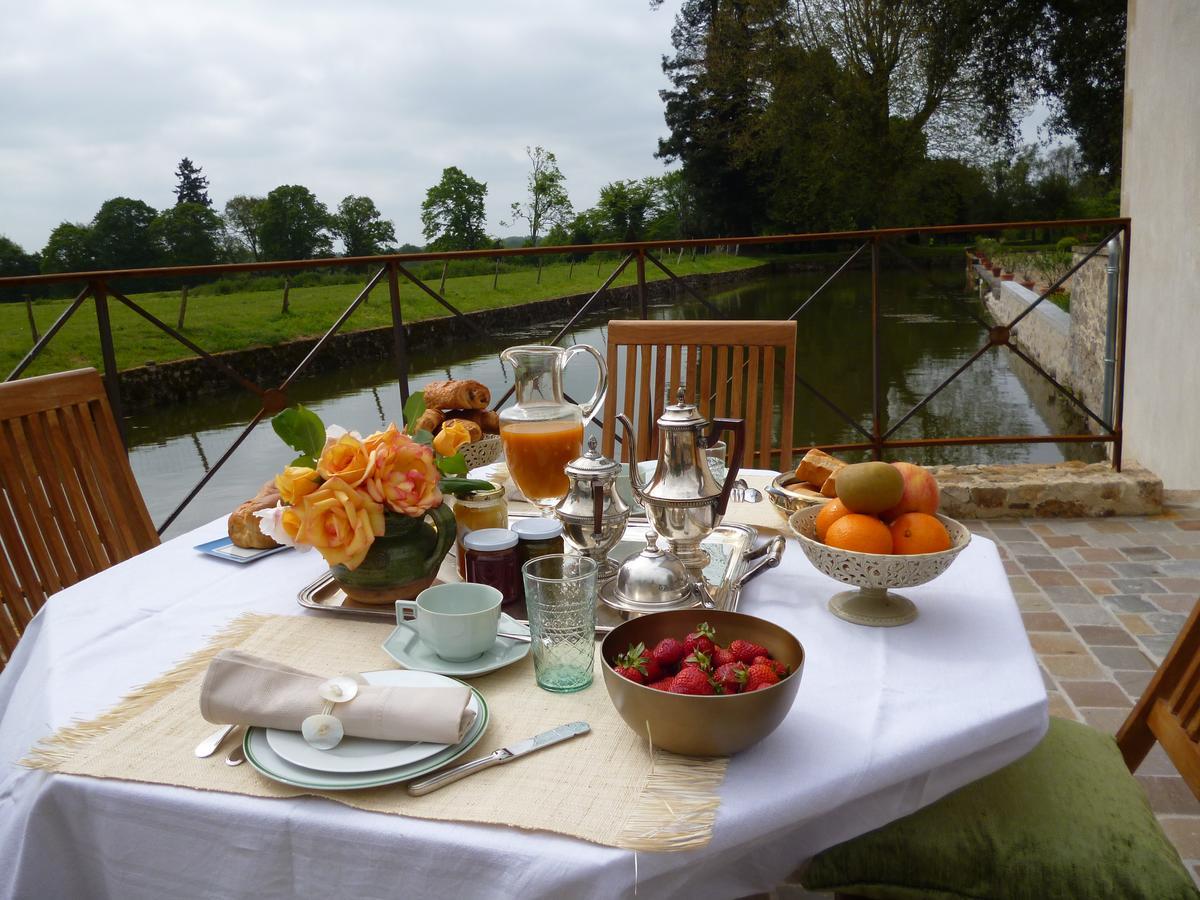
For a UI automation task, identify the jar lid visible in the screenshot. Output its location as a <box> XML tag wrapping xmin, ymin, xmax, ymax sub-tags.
<box><xmin>459</xmin><ymin>482</ymin><xmax>505</xmax><ymax>501</ymax></box>
<box><xmin>463</xmin><ymin>528</ymin><xmax>518</xmax><ymax>552</ymax></box>
<box><xmin>512</xmin><ymin>518</ymin><xmax>563</xmax><ymax>541</ymax></box>
<box><xmin>564</xmin><ymin>436</ymin><xmax>621</xmax><ymax>479</ymax></box>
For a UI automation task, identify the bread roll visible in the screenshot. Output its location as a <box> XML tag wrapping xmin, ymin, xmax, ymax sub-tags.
<box><xmin>441</xmin><ymin>418</ymin><xmax>483</xmax><ymax>443</ymax></box>
<box><xmin>228</xmin><ymin>481</ymin><xmax>282</xmax><ymax>549</ymax></box>
<box><xmin>444</xmin><ymin>408</ymin><xmax>500</xmax><ymax>434</ymax></box>
<box><xmin>410</xmin><ymin>408</ymin><xmax>444</xmax><ymax>435</ymax></box>
<box><xmin>424</xmin><ymin>380</ymin><xmax>490</xmax><ymax>410</ymax></box>
<box><xmin>795</xmin><ymin>448</ymin><xmax>846</xmax><ymax>488</ymax></box>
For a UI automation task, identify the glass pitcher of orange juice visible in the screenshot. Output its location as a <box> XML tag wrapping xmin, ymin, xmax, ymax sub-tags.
<box><xmin>499</xmin><ymin>344</ymin><xmax>607</xmax><ymax>512</ymax></box>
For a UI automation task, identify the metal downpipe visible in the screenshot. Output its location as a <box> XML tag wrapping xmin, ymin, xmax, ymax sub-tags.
<box><xmin>1103</xmin><ymin>235</ymin><xmax>1121</xmax><ymax>427</ymax></box>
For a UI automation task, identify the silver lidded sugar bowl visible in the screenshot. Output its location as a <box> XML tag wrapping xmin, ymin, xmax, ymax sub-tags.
<box><xmin>628</xmin><ymin>388</ymin><xmax>744</xmax><ymax>569</ymax></box>
<box><xmin>600</xmin><ymin>530</ymin><xmax>695</xmax><ymax>615</ymax></box>
<box><xmin>555</xmin><ymin>434</ymin><xmax>630</xmax><ymax>581</ymax></box>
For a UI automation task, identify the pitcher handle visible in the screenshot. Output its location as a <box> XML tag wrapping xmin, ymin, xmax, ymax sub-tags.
<box><xmin>425</xmin><ymin>502</ymin><xmax>458</xmax><ymax>577</ymax></box>
<box><xmin>562</xmin><ymin>344</ymin><xmax>608</xmax><ymax>423</ymax></box>
<box><xmin>616</xmin><ymin>414</ymin><xmax>647</xmax><ymax>503</ymax></box>
<box><xmin>706</xmin><ymin>418</ymin><xmax>745</xmax><ymax>515</ymax></box>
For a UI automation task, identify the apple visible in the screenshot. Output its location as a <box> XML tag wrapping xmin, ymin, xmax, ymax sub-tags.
<box><xmin>881</xmin><ymin>462</ymin><xmax>939</xmax><ymax>520</ymax></box>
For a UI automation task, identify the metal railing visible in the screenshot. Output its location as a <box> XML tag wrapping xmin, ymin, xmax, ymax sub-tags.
<box><xmin>0</xmin><ymin>217</ymin><xmax>1130</xmax><ymax>532</ymax></box>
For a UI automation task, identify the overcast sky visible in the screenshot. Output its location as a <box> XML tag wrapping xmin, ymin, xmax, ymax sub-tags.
<box><xmin>0</xmin><ymin>0</ymin><xmax>686</xmax><ymax>253</ymax></box>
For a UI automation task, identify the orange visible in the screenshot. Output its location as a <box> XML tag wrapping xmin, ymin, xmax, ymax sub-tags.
<box><xmin>824</xmin><ymin>514</ymin><xmax>893</xmax><ymax>555</ymax></box>
<box><xmin>889</xmin><ymin>512</ymin><xmax>951</xmax><ymax>555</ymax></box>
<box><xmin>815</xmin><ymin>498</ymin><xmax>852</xmax><ymax>542</ymax></box>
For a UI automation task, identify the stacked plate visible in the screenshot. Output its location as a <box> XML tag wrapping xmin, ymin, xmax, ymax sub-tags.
<box><xmin>243</xmin><ymin>670</ymin><xmax>489</xmax><ymax>791</ymax></box>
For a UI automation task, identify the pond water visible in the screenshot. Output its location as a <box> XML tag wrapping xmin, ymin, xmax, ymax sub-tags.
<box><xmin>126</xmin><ymin>268</ymin><xmax>1105</xmax><ymax>538</ymax></box>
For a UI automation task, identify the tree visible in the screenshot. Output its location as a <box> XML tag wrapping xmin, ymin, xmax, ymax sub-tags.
<box><xmin>90</xmin><ymin>197</ymin><xmax>160</xmax><ymax>269</ymax></box>
<box><xmin>420</xmin><ymin>167</ymin><xmax>489</xmax><ymax>251</ymax></box>
<box><xmin>596</xmin><ymin>180</ymin><xmax>659</xmax><ymax>243</ymax></box>
<box><xmin>173</xmin><ymin>157</ymin><xmax>212</xmax><ymax>207</ymax></box>
<box><xmin>506</xmin><ymin>147</ymin><xmax>573</xmax><ymax>246</ymax></box>
<box><xmin>0</xmin><ymin>236</ymin><xmax>39</xmax><ymax>278</ymax></box>
<box><xmin>150</xmin><ymin>202</ymin><xmax>224</xmax><ymax>266</ymax></box>
<box><xmin>40</xmin><ymin>223</ymin><xmax>95</xmax><ymax>274</ymax></box>
<box><xmin>224</xmin><ymin>195</ymin><xmax>266</xmax><ymax>261</ymax></box>
<box><xmin>330</xmin><ymin>195</ymin><xmax>397</xmax><ymax>257</ymax></box>
<box><xmin>258</xmin><ymin>185</ymin><xmax>332</xmax><ymax>261</ymax></box>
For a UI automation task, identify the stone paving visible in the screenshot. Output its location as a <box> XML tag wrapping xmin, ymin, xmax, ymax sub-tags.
<box><xmin>962</xmin><ymin>488</ymin><xmax>1200</xmax><ymax>882</ymax></box>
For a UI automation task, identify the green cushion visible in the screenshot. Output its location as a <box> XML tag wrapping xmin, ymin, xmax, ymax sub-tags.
<box><xmin>802</xmin><ymin>718</ymin><xmax>1198</xmax><ymax>900</ymax></box>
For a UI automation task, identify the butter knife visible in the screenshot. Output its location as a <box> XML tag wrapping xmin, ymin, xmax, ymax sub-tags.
<box><xmin>406</xmin><ymin>721</ymin><xmax>590</xmax><ymax>796</ymax></box>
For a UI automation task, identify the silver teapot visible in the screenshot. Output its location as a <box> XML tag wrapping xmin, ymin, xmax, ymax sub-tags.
<box><xmin>554</xmin><ymin>435</ymin><xmax>630</xmax><ymax>581</ymax></box>
<box><xmin>628</xmin><ymin>389</ymin><xmax>744</xmax><ymax>569</ymax></box>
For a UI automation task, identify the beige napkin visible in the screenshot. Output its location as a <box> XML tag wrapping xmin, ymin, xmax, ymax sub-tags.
<box><xmin>199</xmin><ymin>650</ymin><xmax>475</xmax><ymax>744</ymax></box>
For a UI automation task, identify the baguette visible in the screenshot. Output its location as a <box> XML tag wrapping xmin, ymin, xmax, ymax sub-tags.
<box><xmin>423</xmin><ymin>379</ymin><xmax>490</xmax><ymax>410</ymax></box>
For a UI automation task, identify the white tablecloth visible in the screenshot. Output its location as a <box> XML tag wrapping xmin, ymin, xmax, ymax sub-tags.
<box><xmin>0</xmin><ymin>489</ymin><xmax>1047</xmax><ymax>900</ymax></box>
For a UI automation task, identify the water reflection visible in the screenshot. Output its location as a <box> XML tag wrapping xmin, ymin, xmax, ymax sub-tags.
<box><xmin>126</xmin><ymin>269</ymin><xmax>1104</xmax><ymax>538</ymax></box>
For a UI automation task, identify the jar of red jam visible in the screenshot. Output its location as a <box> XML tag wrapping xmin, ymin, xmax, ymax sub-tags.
<box><xmin>463</xmin><ymin>528</ymin><xmax>521</xmax><ymax>606</ymax></box>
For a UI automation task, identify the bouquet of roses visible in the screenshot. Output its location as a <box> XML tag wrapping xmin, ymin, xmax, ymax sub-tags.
<box><xmin>257</xmin><ymin>391</ymin><xmax>487</xmax><ymax>570</ymax></box>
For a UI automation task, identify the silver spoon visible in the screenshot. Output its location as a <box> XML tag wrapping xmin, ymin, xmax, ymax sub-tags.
<box><xmin>226</xmin><ymin>737</ymin><xmax>245</xmax><ymax>767</ymax></box>
<box><xmin>742</xmin><ymin>483</ymin><xmax>763</xmax><ymax>503</ymax></box>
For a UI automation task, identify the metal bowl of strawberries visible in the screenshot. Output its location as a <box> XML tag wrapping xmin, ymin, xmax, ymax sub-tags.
<box><xmin>600</xmin><ymin>609</ymin><xmax>804</xmax><ymax>756</ymax></box>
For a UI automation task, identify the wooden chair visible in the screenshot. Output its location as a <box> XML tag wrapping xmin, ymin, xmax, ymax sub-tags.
<box><xmin>600</xmin><ymin>320</ymin><xmax>797</xmax><ymax>470</ymax></box>
<box><xmin>0</xmin><ymin>368</ymin><xmax>158</xmax><ymax>672</ymax></box>
<box><xmin>804</xmin><ymin>600</ymin><xmax>1200</xmax><ymax>899</ymax></box>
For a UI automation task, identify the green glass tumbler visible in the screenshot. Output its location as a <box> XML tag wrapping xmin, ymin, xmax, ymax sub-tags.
<box><xmin>522</xmin><ymin>554</ymin><xmax>598</xmax><ymax>693</ymax></box>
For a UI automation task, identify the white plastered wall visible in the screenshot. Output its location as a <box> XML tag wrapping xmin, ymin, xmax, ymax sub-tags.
<box><xmin>1120</xmin><ymin>0</ymin><xmax>1200</xmax><ymax>488</ymax></box>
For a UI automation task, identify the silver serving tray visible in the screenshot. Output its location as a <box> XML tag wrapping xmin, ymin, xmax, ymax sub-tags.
<box><xmin>297</xmin><ymin>522</ymin><xmax>764</xmax><ymax>628</ymax></box>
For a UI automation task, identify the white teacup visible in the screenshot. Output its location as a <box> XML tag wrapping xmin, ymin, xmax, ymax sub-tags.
<box><xmin>396</xmin><ymin>583</ymin><xmax>502</xmax><ymax>661</ymax></box>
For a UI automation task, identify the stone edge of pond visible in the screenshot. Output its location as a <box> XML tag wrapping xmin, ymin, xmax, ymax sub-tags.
<box><xmin>110</xmin><ymin>266</ymin><xmax>764</xmax><ymax>412</ymax></box>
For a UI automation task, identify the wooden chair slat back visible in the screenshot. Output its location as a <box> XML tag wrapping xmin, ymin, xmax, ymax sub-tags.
<box><xmin>0</xmin><ymin>369</ymin><xmax>158</xmax><ymax>672</ymax></box>
<box><xmin>1117</xmin><ymin>600</ymin><xmax>1200</xmax><ymax>798</ymax></box>
<box><xmin>601</xmin><ymin>320</ymin><xmax>798</xmax><ymax>470</ymax></box>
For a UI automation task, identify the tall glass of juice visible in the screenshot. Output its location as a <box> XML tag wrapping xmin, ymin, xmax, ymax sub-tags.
<box><xmin>499</xmin><ymin>344</ymin><xmax>607</xmax><ymax>513</ymax></box>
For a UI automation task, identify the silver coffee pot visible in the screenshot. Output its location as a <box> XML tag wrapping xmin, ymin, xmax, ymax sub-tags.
<box><xmin>628</xmin><ymin>388</ymin><xmax>744</xmax><ymax>569</ymax></box>
<box><xmin>555</xmin><ymin>434</ymin><xmax>630</xmax><ymax>581</ymax></box>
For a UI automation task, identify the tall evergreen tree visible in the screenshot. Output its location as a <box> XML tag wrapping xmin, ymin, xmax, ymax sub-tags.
<box><xmin>173</xmin><ymin>157</ymin><xmax>212</xmax><ymax>207</ymax></box>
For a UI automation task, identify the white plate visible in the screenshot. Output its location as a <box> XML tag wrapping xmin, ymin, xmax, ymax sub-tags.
<box><xmin>382</xmin><ymin>612</ymin><xmax>530</xmax><ymax>677</ymax></box>
<box><xmin>244</xmin><ymin>678</ymin><xmax>488</xmax><ymax>791</ymax></box>
<box><xmin>263</xmin><ymin>670</ymin><xmax>482</xmax><ymax>774</ymax></box>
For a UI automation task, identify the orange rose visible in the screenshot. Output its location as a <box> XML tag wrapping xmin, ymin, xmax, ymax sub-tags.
<box><xmin>275</xmin><ymin>466</ymin><xmax>320</xmax><ymax>505</ymax></box>
<box><xmin>432</xmin><ymin>421</ymin><xmax>472</xmax><ymax>457</ymax></box>
<box><xmin>362</xmin><ymin>424</ymin><xmax>443</xmax><ymax>516</ymax></box>
<box><xmin>317</xmin><ymin>433</ymin><xmax>371</xmax><ymax>487</ymax></box>
<box><xmin>289</xmin><ymin>477</ymin><xmax>385</xmax><ymax>570</ymax></box>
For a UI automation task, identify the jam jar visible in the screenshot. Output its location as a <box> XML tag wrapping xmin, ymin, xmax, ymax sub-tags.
<box><xmin>451</xmin><ymin>484</ymin><xmax>508</xmax><ymax>579</ymax></box>
<box><xmin>512</xmin><ymin>518</ymin><xmax>565</xmax><ymax>570</ymax></box>
<box><xmin>463</xmin><ymin>528</ymin><xmax>521</xmax><ymax>606</ymax></box>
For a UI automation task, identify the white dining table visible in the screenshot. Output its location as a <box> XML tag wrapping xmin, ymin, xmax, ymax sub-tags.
<box><xmin>0</xmin><ymin>488</ymin><xmax>1047</xmax><ymax>900</ymax></box>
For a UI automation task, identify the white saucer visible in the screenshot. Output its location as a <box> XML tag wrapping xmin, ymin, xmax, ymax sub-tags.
<box><xmin>263</xmin><ymin>670</ymin><xmax>482</xmax><ymax>774</ymax></box>
<box><xmin>382</xmin><ymin>612</ymin><xmax>530</xmax><ymax>677</ymax></box>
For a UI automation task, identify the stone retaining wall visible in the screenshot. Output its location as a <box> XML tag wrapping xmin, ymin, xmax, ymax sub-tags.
<box><xmin>976</xmin><ymin>266</ymin><xmax>1072</xmax><ymax>383</ymax></box>
<box><xmin>1068</xmin><ymin>244</ymin><xmax>1115</xmax><ymax>433</ymax></box>
<box><xmin>113</xmin><ymin>267</ymin><xmax>763</xmax><ymax>412</ymax></box>
<box><xmin>932</xmin><ymin>460</ymin><xmax>1163</xmax><ymax>518</ymax></box>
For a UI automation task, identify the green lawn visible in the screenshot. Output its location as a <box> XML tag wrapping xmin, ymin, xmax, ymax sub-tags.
<box><xmin>2</xmin><ymin>253</ymin><xmax>764</xmax><ymax>376</ymax></box>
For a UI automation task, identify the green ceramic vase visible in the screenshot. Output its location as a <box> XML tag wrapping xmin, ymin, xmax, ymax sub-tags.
<box><xmin>330</xmin><ymin>503</ymin><xmax>457</xmax><ymax>605</ymax></box>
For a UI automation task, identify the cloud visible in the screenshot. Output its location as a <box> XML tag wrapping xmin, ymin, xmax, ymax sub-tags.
<box><xmin>0</xmin><ymin>0</ymin><xmax>682</xmax><ymax>252</ymax></box>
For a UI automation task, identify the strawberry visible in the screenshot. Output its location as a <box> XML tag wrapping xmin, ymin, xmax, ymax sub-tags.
<box><xmin>682</xmin><ymin>649</ymin><xmax>712</xmax><ymax>672</ymax></box>
<box><xmin>753</xmin><ymin>655</ymin><xmax>790</xmax><ymax>678</ymax></box>
<box><xmin>729</xmin><ymin>639</ymin><xmax>769</xmax><ymax>664</ymax></box>
<box><xmin>668</xmin><ymin>667</ymin><xmax>716</xmax><ymax>695</ymax></box>
<box><xmin>711</xmin><ymin>646</ymin><xmax>736</xmax><ymax>668</ymax></box>
<box><xmin>648</xmin><ymin>676</ymin><xmax>675</xmax><ymax>691</ymax></box>
<box><xmin>713</xmin><ymin>661</ymin><xmax>748</xmax><ymax>694</ymax></box>
<box><xmin>651</xmin><ymin>637</ymin><xmax>686</xmax><ymax>670</ymax></box>
<box><xmin>614</xmin><ymin>643</ymin><xmax>658</xmax><ymax>684</ymax></box>
<box><xmin>683</xmin><ymin>622</ymin><xmax>716</xmax><ymax>657</ymax></box>
<box><xmin>744</xmin><ymin>663</ymin><xmax>780</xmax><ymax>692</ymax></box>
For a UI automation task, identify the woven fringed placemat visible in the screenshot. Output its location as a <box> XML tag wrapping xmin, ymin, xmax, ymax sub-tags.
<box><xmin>23</xmin><ymin>613</ymin><xmax>727</xmax><ymax>851</ymax></box>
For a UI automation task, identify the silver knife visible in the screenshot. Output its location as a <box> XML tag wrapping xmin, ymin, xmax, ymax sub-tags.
<box><xmin>406</xmin><ymin>721</ymin><xmax>590</xmax><ymax>796</ymax></box>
